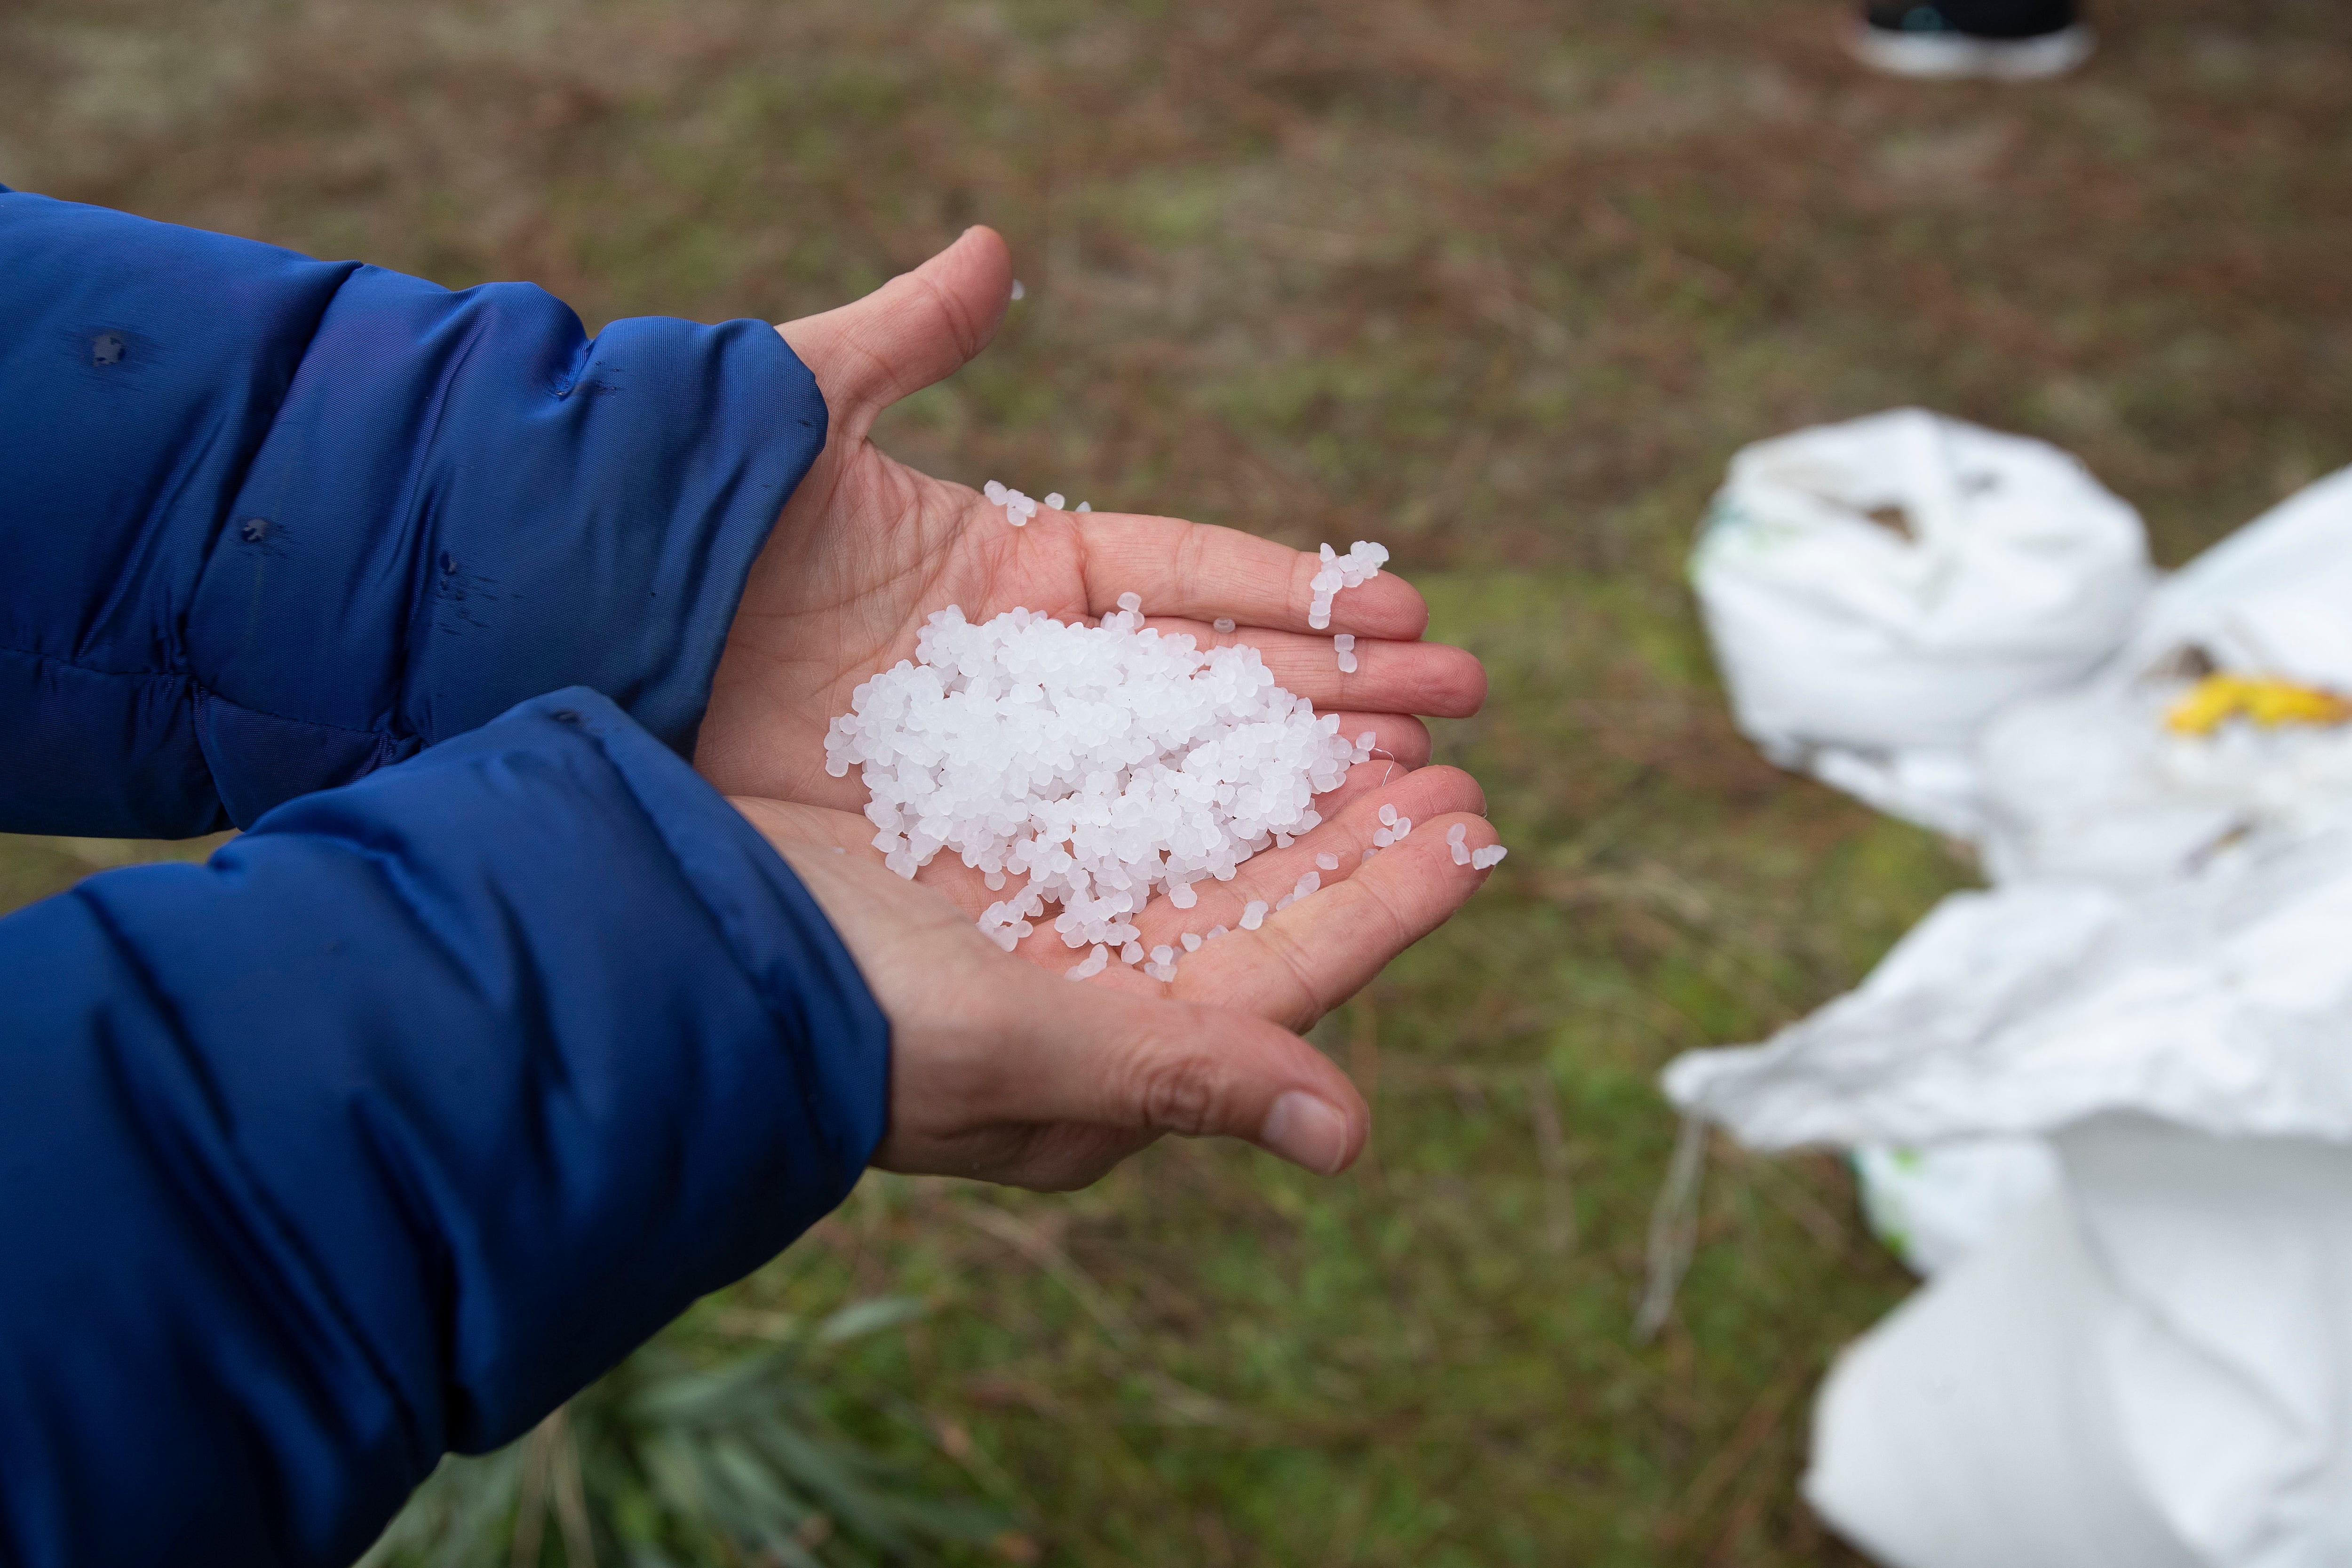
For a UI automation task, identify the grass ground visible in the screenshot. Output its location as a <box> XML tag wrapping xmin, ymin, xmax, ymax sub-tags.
<box><xmin>5</xmin><ymin>0</ymin><xmax>2350</xmax><ymax>1562</ymax></box>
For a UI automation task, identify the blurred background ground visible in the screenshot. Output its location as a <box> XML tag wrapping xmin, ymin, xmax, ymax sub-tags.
<box><xmin>3</xmin><ymin>1</ymin><xmax>2348</xmax><ymax>1563</ymax></box>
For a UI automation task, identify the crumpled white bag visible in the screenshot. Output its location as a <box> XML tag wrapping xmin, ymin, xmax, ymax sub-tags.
<box><xmin>1663</xmin><ymin>827</ymin><xmax>2352</xmax><ymax>1149</ymax></box>
<box><xmin>1977</xmin><ymin>465</ymin><xmax>2352</xmax><ymax>888</ymax></box>
<box><xmin>1690</xmin><ymin>408</ymin><xmax>2152</xmax><ymax>839</ymax></box>
<box><xmin>1674</xmin><ymin>446</ymin><xmax>2352</xmax><ymax>1568</ymax></box>
<box><xmin>1662</xmin><ymin>821</ymin><xmax>2352</xmax><ymax>1568</ymax></box>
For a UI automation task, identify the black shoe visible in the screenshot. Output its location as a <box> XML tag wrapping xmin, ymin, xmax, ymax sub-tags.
<box><xmin>1851</xmin><ymin>2</ymin><xmax>2094</xmax><ymax>80</ymax></box>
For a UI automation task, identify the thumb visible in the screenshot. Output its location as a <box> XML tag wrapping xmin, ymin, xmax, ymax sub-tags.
<box><xmin>778</xmin><ymin>225</ymin><xmax>1016</xmax><ymax>434</ymax></box>
<box><xmin>1009</xmin><ymin>979</ymin><xmax>1371</xmax><ymax>1176</ymax></box>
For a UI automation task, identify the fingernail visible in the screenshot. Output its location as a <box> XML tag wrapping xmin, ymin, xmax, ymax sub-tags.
<box><xmin>1260</xmin><ymin>1091</ymin><xmax>1351</xmax><ymax>1175</ymax></box>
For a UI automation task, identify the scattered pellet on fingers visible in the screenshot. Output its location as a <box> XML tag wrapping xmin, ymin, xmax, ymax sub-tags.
<box><xmin>1307</xmin><ymin>541</ymin><xmax>1390</xmax><ymax>631</ymax></box>
<box><xmin>981</xmin><ymin>479</ymin><xmax>1042</xmax><ymax>526</ymax></box>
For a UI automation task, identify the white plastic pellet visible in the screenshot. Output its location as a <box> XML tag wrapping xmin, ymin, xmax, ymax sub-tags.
<box><xmin>1170</xmin><ymin>882</ymin><xmax>1198</xmax><ymax>909</ymax></box>
<box><xmin>1337</xmin><ymin>652</ymin><xmax>1358</xmax><ymax>674</ymax></box>
<box><xmin>984</xmin><ymin>479</ymin><xmax>1007</xmax><ymax>504</ymax></box>
<box><xmin>1182</xmin><ymin>931</ymin><xmax>1203</xmax><ymax>952</ymax></box>
<box><xmin>1075</xmin><ymin>501</ymin><xmax>1092</xmax><ymax>513</ymax></box>
<box><xmin>1151</xmin><ymin>945</ymin><xmax>1174</xmax><ymax>966</ymax></box>
<box><xmin>1393</xmin><ymin>817</ymin><xmax>1412</xmax><ymax>838</ymax></box>
<box><xmin>1472</xmin><ymin>845</ymin><xmax>1508</xmax><ymax>869</ymax></box>
<box><xmin>1214</xmin><ymin>617</ymin><xmax>1236</xmax><ymax>635</ymax></box>
<box><xmin>1372</xmin><ymin>828</ymin><xmax>1393</xmax><ymax>848</ymax></box>
<box><xmin>1447</xmin><ymin>823</ymin><xmax>1468</xmax><ymax>844</ymax></box>
<box><xmin>1378</xmin><ymin>804</ymin><xmax>1398</xmax><ymax>827</ymax></box>
<box><xmin>1045</xmin><ymin>493</ymin><xmax>1065</xmax><ymax>510</ymax></box>
<box><xmin>1121</xmin><ymin>940</ymin><xmax>1145</xmax><ymax>965</ymax></box>
<box><xmin>1240</xmin><ymin>900</ymin><xmax>1268</xmax><ymax>931</ymax></box>
<box><xmin>1207</xmin><ymin>924</ymin><xmax>1229</xmax><ymax>940</ymax></box>
<box><xmin>1316</xmin><ymin>852</ymin><xmax>1340</xmax><ymax>871</ymax></box>
<box><xmin>1452</xmin><ymin>840</ymin><xmax>1472</xmax><ymax>866</ymax></box>
<box><xmin>1117</xmin><ymin>591</ymin><xmax>1142</xmax><ymax>613</ymax></box>
<box><xmin>1294</xmin><ymin>872</ymin><xmax>1320</xmax><ymax>899</ymax></box>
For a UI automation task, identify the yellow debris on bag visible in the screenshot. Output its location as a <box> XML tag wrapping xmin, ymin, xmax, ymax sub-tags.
<box><xmin>2165</xmin><ymin>673</ymin><xmax>2352</xmax><ymax>736</ymax></box>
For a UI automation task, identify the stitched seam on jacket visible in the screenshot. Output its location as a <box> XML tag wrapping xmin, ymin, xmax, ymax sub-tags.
<box><xmin>383</xmin><ymin>308</ymin><xmax>493</xmax><ymax>735</ymax></box>
<box><xmin>0</xmin><ymin>642</ymin><xmax>402</xmax><ymax>741</ymax></box>
<box><xmin>71</xmin><ymin>886</ymin><xmax>436</xmax><ymax>1476</ymax></box>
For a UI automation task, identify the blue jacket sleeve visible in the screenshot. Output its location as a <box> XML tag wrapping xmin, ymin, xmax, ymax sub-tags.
<box><xmin>0</xmin><ymin>188</ymin><xmax>825</xmax><ymax>835</ymax></box>
<box><xmin>0</xmin><ymin>688</ymin><xmax>890</xmax><ymax>1568</ymax></box>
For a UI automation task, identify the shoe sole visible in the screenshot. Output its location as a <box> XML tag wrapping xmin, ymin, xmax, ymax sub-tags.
<box><xmin>1846</xmin><ymin>22</ymin><xmax>2095</xmax><ymax>80</ymax></box>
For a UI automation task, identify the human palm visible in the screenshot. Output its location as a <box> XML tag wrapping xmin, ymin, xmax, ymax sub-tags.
<box><xmin>698</xmin><ymin>228</ymin><xmax>1495</xmax><ymax>1184</ymax></box>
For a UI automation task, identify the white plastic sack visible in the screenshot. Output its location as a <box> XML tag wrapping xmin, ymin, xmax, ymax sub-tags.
<box><xmin>1675</xmin><ymin>450</ymin><xmax>2352</xmax><ymax>1567</ymax></box>
<box><xmin>1663</xmin><ymin>828</ymin><xmax>2352</xmax><ymax>1145</ymax></box>
<box><xmin>2122</xmin><ymin>462</ymin><xmax>2352</xmax><ymax>691</ymax></box>
<box><xmin>1663</xmin><ymin>828</ymin><xmax>2352</xmax><ymax>1567</ymax></box>
<box><xmin>1690</xmin><ymin>408</ymin><xmax>2152</xmax><ymax>838</ymax></box>
<box><xmin>1977</xmin><ymin>464</ymin><xmax>2352</xmax><ymax>888</ymax></box>
<box><xmin>1810</xmin><ymin>1121</ymin><xmax>2352</xmax><ymax>1568</ymax></box>
<box><xmin>1807</xmin><ymin>1190</ymin><xmax>2205</xmax><ymax>1568</ymax></box>
<box><xmin>1848</xmin><ymin>1138</ymin><xmax>2059</xmax><ymax>1279</ymax></box>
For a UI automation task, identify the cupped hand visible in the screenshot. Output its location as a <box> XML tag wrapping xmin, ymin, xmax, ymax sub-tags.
<box><xmin>704</xmin><ymin>224</ymin><xmax>1500</xmax><ymax>1189</ymax></box>
<box><xmin>693</xmin><ymin>224</ymin><xmax>1487</xmax><ymax>813</ymax></box>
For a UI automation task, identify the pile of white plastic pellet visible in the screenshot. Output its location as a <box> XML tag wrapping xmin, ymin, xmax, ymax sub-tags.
<box><xmin>823</xmin><ymin>499</ymin><xmax>1501</xmax><ymax>978</ymax></box>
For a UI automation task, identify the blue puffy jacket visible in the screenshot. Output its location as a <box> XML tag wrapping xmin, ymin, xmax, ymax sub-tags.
<box><xmin>0</xmin><ymin>189</ymin><xmax>891</xmax><ymax>1567</ymax></box>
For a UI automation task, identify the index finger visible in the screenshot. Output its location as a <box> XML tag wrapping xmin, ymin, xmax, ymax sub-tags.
<box><xmin>1075</xmin><ymin>513</ymin><xmax>1431</xmax><ymax>640</ymax></box>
